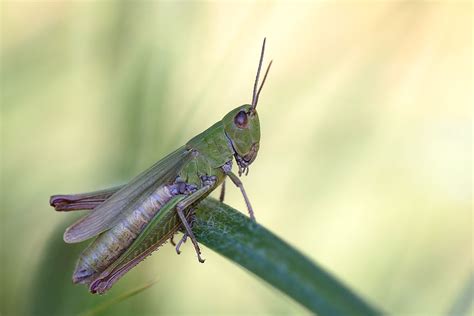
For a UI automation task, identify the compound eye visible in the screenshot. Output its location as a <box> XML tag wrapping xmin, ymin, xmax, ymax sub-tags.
<box><xmin>234</xmin><ymin>110</ymin><xmax>248</xmax><ymax>128</ymax></box>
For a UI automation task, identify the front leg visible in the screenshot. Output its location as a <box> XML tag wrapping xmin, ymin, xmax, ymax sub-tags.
<box><xmin>225</xmin><ymin>171</ymin><xmax>256</xmax><ymax>221</ymax></box>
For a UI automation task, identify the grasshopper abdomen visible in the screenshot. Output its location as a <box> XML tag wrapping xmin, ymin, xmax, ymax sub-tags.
<box><xmin>72</xmin><ymin>184</ymin><xmax>177</xmax><ymax>283</ymax></box>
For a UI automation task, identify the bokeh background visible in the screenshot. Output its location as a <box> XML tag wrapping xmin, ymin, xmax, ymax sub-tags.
<box><xmin>1</xmin><ymin>1</ymin><xmax>472</xmax><ymax>315</ymax></box>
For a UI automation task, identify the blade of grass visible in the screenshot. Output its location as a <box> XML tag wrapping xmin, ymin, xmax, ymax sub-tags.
<box><xmin>79</xmin><ymin>279</ymin><xmax>159</xmax><ymax>316</ymax></box>
<box><xmin>447</xmin><ymin>272</ymin><xmax>473</xmax><ymax>316</ymax></box>
<box><xmin>193</xmin><ymin>197</ymin><xmax>381</xmax><ymax>316</ymax></box>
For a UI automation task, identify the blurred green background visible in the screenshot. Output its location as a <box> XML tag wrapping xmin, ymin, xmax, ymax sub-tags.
<box><xmin>1</xmin><ymin>1</ymin><xmax>472</xmax><ymax>315</ymax></box>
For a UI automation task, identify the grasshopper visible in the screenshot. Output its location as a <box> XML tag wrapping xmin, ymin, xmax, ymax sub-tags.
<box><xmin>50</xmin><ymin>39</ymin><xmax>272</xmax><ymax>294</ymax></box>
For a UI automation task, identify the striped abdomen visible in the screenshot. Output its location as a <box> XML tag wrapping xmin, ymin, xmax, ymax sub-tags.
<box><xmin>73</xmin><ymin>185</ymin><xmax>175</xmax><ymax>282</ymax></box>
<box><xmin>89</xmin><ymin>196</ymin><xmax>187</xmax><ymax>293</ymax></box>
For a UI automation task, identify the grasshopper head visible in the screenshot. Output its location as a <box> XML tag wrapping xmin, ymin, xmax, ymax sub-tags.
<box><xmin>223</xmin><ymin>38</ymin><xmax>272</xmax><ymax>175</ymax></box>
<box><xmin>223</xmin><ymin>104</ymin><xmax>261</xmax><ymax>174</ymax></box>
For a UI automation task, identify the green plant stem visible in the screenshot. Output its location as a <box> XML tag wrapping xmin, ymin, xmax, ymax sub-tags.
<box><xmin>193</xmin><ymin>198</ymin><xmax>381</xmax><ymax>316</ymax></box>
<box><xmin>447</xmin><ymin>272</ymin><xmax>473</xmax><ymax>316</ymax></box>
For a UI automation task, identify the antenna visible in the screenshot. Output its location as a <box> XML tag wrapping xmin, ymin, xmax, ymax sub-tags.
<box><xmin>254</xmin><ymin>60</ymin><xmax>272</xmax><ymax>108</ymax></box>
<box><xmin>251</xmin><ymin>38</ymin><xmax>272</xmax><ymax>110</ymax></box>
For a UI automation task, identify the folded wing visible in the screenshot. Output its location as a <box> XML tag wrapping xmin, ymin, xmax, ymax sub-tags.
<box><xmin>64</xmin><ymin>146</ymin><xmax>192</xmax><ymax>243</ymax></box>
<box><xmin>50</xmin><ymin>185</ymin><xmax>124</xmax><ymax>212</ymax></box>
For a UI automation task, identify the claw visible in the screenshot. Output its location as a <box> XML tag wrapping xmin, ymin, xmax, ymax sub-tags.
<box><xmin>175</xmin><ymin>233</ymin><xmax>188</xmax><ymax>255</ymax></box>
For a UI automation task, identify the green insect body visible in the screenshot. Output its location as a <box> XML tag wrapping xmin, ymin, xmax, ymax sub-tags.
<box><xmin>90</xmin><ymin>196</ymin><xmax>186</xmax><ymax>294</ymax></box>
<box><xmin>49</xmin><ymin>39</ymin><xmax>272</xmax><ymax>294</ymax></box>
<box><xmin>73</xmin><ymin>185</ymin><xmax>182</xmax><ymax>283</ymax></box>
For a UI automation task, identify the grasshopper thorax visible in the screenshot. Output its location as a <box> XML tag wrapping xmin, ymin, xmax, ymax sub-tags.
<box><xmin>223</xmin><ymin>104</ymin><xmax>261</xmax><ymax>173</ymax></box>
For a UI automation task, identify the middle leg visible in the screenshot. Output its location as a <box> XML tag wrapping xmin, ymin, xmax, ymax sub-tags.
<box><xmin>219</xmin><ymin>179</ymin><xmax>226</xmax><ymax>202</ymax></box>
<box><xmin>175</xmin><ymin>209</ymin><xmax>197</xmax><ymax>254</ymax></box>
<box><xmin>175</xmin><ymin>184</ymin><xmax>213</xmax><ymax>263</ymax></box>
